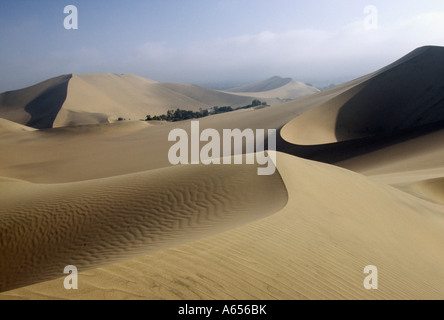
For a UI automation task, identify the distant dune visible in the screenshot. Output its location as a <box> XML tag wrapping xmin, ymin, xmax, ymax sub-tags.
<box><xmin>226</xmin><ymin>76</ymin><xmax>320</xmax><ymax>101</ymax></box>
<box><xmin>0</xmin><ymin>74</ymin><xmax>320</xmax><ymax>130</ymax></box>
<box><xmin>281</xmin><ymin>46</ymin><xmax>444</xmax><ymax>145</ymax></box>
<box><xmin>227</xmin><ymin>76</ymin><xmax>294</xmax><ymax>92</ymax></box>
<box><xmin>0</xmin><ymin>73</ymin><xmax>261</xmax><ymax>129</ymax></box>
<box><xmin>57</xmin><ymin>74</ymin><xmax>262</xmax><ymax>128</ymax></box>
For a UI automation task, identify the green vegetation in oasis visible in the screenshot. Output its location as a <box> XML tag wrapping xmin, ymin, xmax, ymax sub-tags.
<box><xmin>145</xmin><ymin>99</ymin><xmax>268</xmax><ymax>122</ymax></box>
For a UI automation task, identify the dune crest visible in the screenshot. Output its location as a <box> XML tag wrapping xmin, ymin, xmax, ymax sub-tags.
<box><xmin>0</xmin><ymin>75</ymin><xmax>71</xmax><ymax>129</ymax></box>
<box><xmin>281</xmin><ymin>46</ymin><xmax>444</xmax><ymax>145</ymax></box>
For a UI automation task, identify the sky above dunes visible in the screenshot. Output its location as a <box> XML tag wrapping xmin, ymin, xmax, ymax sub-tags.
<box><xmin>1</xmin><ymin>0</ymin><xmax>444</xmax><ymax>92</ymax></box>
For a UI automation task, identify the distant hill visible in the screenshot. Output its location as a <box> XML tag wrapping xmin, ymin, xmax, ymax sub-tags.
<box><xmin>227</xmin><ymin>76</ymin><xmax>293</xmax><ymax>92</ymax></box>
<box><xmin>0</xmin><ymin>73</ymin><xmax>260</xmax><ymax>129</ymax></box>
<box><xmin>226</xmin><ymin>76</ymin><xmax>320</xmax><ymax>101</ymax></box>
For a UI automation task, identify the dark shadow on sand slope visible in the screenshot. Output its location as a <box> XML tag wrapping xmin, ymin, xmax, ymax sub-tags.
<box><xmin>334</xmin><ymin>46</ymin><xmax>444</xmax><ymax>143</ymax></box>
<box><xmin>275</xmin><ymin>46</ymin><xmax>444</xmax><ymax>165</ymax></box>
<box><xmin>0</xmin><ymin>74</ymin><xmax>72</xmax><ymax>129</ymax></box>
<box><xmin>276</xmin><ymin>119</ymin><xmax>444</xmax><ymax>165</ymax></box>
<box><xmin>25</xmin><ymin>74</ymin><xmax>72</xmax><ymax>129</ymax></box>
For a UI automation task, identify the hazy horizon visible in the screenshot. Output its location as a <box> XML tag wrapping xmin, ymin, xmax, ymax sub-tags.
<box><xmin>1</xmin><ymin>0</ymin><xmax>444</xmax><ymax>92</ymax></box>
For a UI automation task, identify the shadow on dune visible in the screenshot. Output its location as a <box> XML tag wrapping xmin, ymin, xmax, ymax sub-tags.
<box><xmin>276</xmin><ymin>119</ymin><xmax>444</xmax><ymax>165</ymax></box>
<box><xmin>334</xmin><ymin>46</ymin><xmax>444</xmax><ymax>143</ymax></box>
<box><xmin>25</xmin><ymin>74</ymin><xmax>72</xmax><ymax>129</ymax></box>
<box><xmin>275</xmin><ymin>46</ymin><xmax>444</xmax><ymax>164</ymax></box>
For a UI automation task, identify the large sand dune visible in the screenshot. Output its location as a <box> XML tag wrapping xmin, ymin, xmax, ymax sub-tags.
<box><xmin>56</xmin><ymin>74</ymin><xmax>260</xmax><ymax>128</ymax></box>
<box><xmin>0</xmin><ymin>75</ymin><xmax>71</xmax><ymax>129</ymax></box>
<box><xmin>0</xmin><ymin>74</ymin><xmax>283</xmax><ymax>129</ymax></box>
<box><xmin>281</xmin><ymin>46</ymin><xmax>444</xmax><ymax>145</ymax></box>
<box><xmin>0</xmin><ymin>161</ymin><xmax>287</xmax><ymax>292</ymax></box>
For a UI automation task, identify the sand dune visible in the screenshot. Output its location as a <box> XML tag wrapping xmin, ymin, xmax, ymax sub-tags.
<box><xmin>156</xmin><ymin>82</ymin><xmax>258</xmax><ymax>108</ymax></box>
<box><xmin>0</xmin><ymin>73</ymin><xmax>268</xmax><ymax>129</ymax></box>
<box><xmin>405</xmin><ymin>178</ymin><xmax>444</xmax><ymax>204</ymax></box>
<box><xmin>0</xmin><ymin>160</ymin><xmax>288</xmax><ymax>292</ymax></box>
<box><xmin>56</xmin><ymin>74</ymin><xmax>260</xmax><ymax>128</ymax></box>
<box><xmin>0</xmin><ymin>72</ymin><xmax>371</xmax><ymax>184</ymax></box>
<box><xmin>336</xmin><ymin>127</ymin><xmax>444</xmax><ymax>176</ymax></box>
<box><xmin>0</xmin><ymin>73</ymin><xmax>321</xmax><ymax>130</ymax></box>
<box><xmin>1</xmin><ymin>153</ymin><xmax>443</xmax><ymax>299</ymax></box>
<box><xmin>228</xmin><ymin>76</ymin><xmax>294</xmax><ymax>92</ymax></box>
<box><xmin>0</xmin><ymin>101</ymin><xmax>315</xmax><ymax>183</ymax></box>
<box><xmin>281</xmin><ymin>46</ymin><xmax>444</xmax><ymax>145</ymax></box>
<box><xmin>332</xmin><ymin>126</ymin><xmax>444</xmax><ymax>205</ymax></box>
<box><xmin>0</xmin><ymin>75</ymin><xmax>71</xmax><ymax>129</ymax></box>
<box><xmin>226</xmin><ymin>76</ymin><xmax>320</xmax><ymax>101</ymax></box>
<box><xmin>0</xmin><ymin>118</ymin><xmax>35</xmax><ymax>134</ymax></box>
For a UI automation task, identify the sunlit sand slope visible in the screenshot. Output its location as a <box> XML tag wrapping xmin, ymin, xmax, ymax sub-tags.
<box><xmin>0</xmin><ymin>118</ymin><xmax>36</xmax><ymax>133</ymax></box>
<box><xmin>2</xmin><ymin>153</ymin><xmax>443</xmax><ymax>300</ymax></box>
<box><xmin>55</xmin><ymin>74</ymin><xmax>258</xmax><ymax>127</ymax></box>
<box><xmin>0</xmin><ymin>162</ymin><xmax>288</xmax><ymax>293</ymax></box>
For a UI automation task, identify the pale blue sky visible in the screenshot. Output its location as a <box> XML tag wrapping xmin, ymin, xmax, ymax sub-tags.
<box><xmin>1</xmin><ymin>0</ymin><xmax>443</xmax><ymax>91</ymax></box>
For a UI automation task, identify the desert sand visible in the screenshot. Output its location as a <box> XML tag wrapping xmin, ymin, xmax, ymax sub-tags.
<box><xmin>1</xmin><ymin>46</ymin><xmax>444</xmax><ymax>300</ymax></box>
<box><xmin>1</xmin><ymin>152</ymin><xmax>443</xmax><ymax>299</ymax></box>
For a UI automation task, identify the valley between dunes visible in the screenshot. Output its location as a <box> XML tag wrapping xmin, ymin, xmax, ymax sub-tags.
<box><xmin>1</xmin><ymin>46</ymin><xmax>444</xmax><ymax>300</ymax></box>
